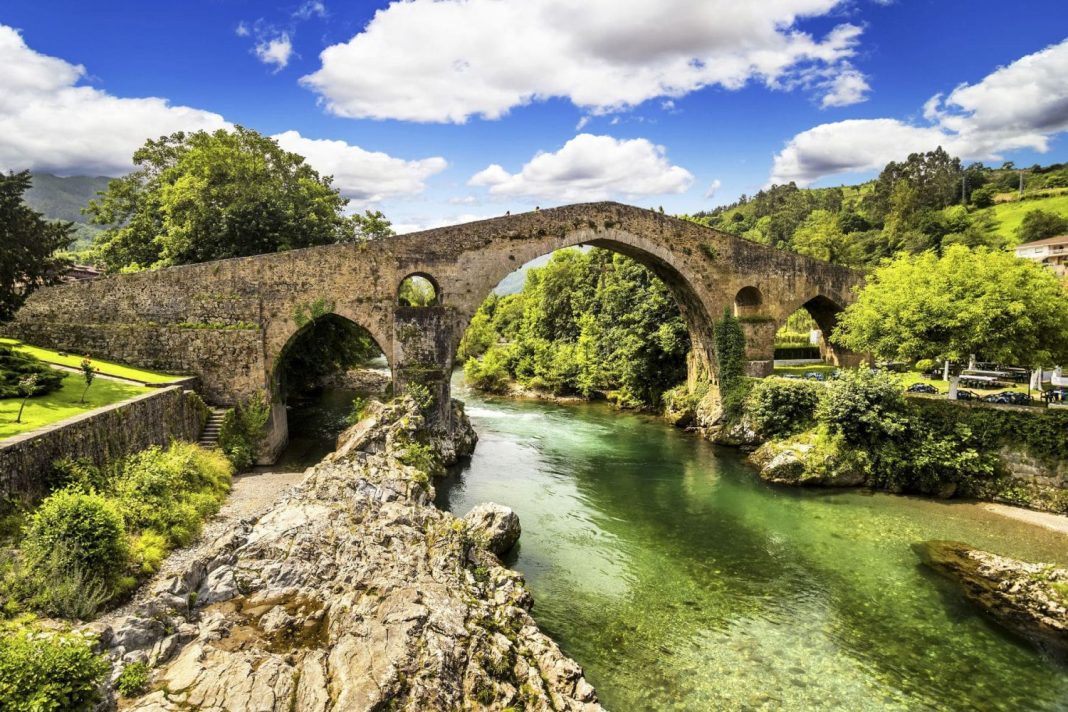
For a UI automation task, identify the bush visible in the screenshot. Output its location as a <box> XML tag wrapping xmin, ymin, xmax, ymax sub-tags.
<box><xmin>404</xmin><ymin>381</ymin><xmax>435</xmax><ymax>412</ymax></box>
<box><xmin>218</xmin><ymin>392</ymin><xmax>271</xmax><ymax>471</ymax></box>
<box><xmin>0</xmin><ymin>345</ymin><xmax>64</xmax><ymax>399</ymax></box>
<box><xmin>914</xmin><ymin>358</ymin><xmax>936</xmax><ymax>373</ymax></box>
<box><xmin>0</xmin><ymin>626</ymin><xmax>109</xmax><ymax>711</ymax></box>
<box><xmin>464</xmin><ymin>346</ymin><xmax>513</xmax><ymax>394</ymax></box>
<box><xmin>115</xmin><ymin>660</ymin><xmax>150</xmax><ymax>697</ymax></box>
<box><xmin>22</xmin><ymin>490</ymin><xmax>127</xmax><ymax>586</ymax></box>
<box><xmin>47</xmin><ymin>458</ymin><xmax>114</xmax><ymax>494</ymax></box>
<box><xmin>117</xmin><ymin>443</ymin><xmax>232</xmax><ymax>548</ymax></box>
<box><xmin>343</xmin><ymin>395</ymin><xmax>369</xmax><ymax>426</ymax></box>
<box><xmin>746</xmin><ymin>378</ymin><xmax>822</xmax><ymax>438</ymax></box>
<box><xmin>816</xmin><ymin>369</ymin><xmax>910</xmax><ymax>449</ymax></box>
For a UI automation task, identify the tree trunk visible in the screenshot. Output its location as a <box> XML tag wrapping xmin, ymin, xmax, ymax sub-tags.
<box><xmin>15</xmin><ymin>398</ymin><xmax>26</xmax><ymax>423</ymax></box>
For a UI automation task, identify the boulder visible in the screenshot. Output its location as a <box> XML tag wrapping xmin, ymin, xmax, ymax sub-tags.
<box><xmin>916</xmin><ymin>540</ymin><xmax>1068</xmax><ymax>657</ymax></box>
<box><xmin>465</xmin><ymin>503</ymin><xmax>522</xmax><ymax>557</ymax></box>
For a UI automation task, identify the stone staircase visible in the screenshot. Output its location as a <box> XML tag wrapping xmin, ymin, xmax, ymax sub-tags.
<box><xmin>198</xmin><ymin>407</ymin><xmax>230</xmax><ymax>449</ymax></box>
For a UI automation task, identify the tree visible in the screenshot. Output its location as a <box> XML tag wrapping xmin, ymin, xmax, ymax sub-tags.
<box><xmin>79</xmin><ymin>358</ymin><xmax>97</xmax><ymax>404</ymax></box>
<box><xmin>349</xmin><ymin>209</ymin><xmax>396</xmax><ymax>242</ymax></box>
<box><xmin>86</xmin><ymin>127</ymin><xmax>354</xmax><ymax>270</ymax></box>
<box><xmin>789</xmin><ymin>209</ymin><xmax>849</xmax><ymax>264</ymax></box>
<box><xmin>866</xmin><ymin>147</ymin><xmax>963</xmax><ymax>220</ymax></box>
<box><xmin>14</xmin><ymin>373</ymin><xmax>39</xmax><ymax>423</ymax></box>
<box><xmin>0</xmin><ymin>171</ymin><xmax>75</xmax><ymax>321</ymax></box>
<box><xmin>833</xmin><ymin>246</ymin><xmax>1068</xmax><ymax>397</ymax></box>
<box><xmin>1016</xmin><ymin>209</ymin><xmax>1068</xmax><ymax>244</ymax></box>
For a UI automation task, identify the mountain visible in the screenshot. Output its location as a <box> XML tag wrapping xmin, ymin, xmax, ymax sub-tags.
<box><xmin>23</xmin><ymin>173</ymin><xmax>112</xmax><ymax>252</ymax></box>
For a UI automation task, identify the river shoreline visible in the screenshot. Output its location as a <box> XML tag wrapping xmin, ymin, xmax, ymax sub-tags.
<box><xmin>463</xmin><ymin>380</ymin><xmax>1068</xmax><ymax>537</ymax></box>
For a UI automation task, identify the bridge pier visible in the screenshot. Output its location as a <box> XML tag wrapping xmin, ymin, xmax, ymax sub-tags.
<box><xmin>741</xmin><ymin>319</ymin><xmax>776</xmax><ymax>377</ymax></box>
<box><xmin>392</xmin><ymin>305</ymin><xmax>458</xmax><ymax>432</ymax></box>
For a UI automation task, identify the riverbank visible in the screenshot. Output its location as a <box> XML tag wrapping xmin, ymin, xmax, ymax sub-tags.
<box><xmin>93</xmin><ymin>396</ymin><xmax>602</xmax><ymax>711</ymax></box>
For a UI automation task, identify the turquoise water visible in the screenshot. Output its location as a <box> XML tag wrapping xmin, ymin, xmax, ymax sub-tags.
<box><xmin>273</xmin><ymin>382</ymin><xmax>1068</xmax><ymax>710</ymax></box>
<box><xmin>436</xmin><ymin>379</ymin><xmax>1068</xmax><ymax>711</ymax></box>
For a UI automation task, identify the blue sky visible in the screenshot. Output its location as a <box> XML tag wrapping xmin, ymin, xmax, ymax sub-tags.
<box><xmin>2</xmin><ymin>0</ymin><xmax>1067</xmax><ymax>232</ymax></box>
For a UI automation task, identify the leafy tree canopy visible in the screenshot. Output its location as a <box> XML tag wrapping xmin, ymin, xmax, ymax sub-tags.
<box><xmin>87</xmin><ymin>127</ymin><xmax>355</xmax><ymax>270</ymax></box>
<box><xmin>833</xmin><ymin>245</ymin><xmax>1068</xmax><ymax>368</ymax></box>
<box><xmin>1016</xmin><ymin>209</ymin><xmax>1068</xmax><ymax>244</ymax></box>
<box><xmin>0</xmin><ymin>171</ymin><xmax>75</xmax><ymax>321</ymax></box>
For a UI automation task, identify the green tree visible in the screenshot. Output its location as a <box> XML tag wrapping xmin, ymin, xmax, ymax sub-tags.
<box><xmin>349</xmin><ymin>209</ymin><xmax>396</xmax><ymax>242</ymax></box>
<box><xmin>78</xmin><ymin>358</ymin><xmax>97</xmax><ymax>404</ymax></box>
<box><xmin>0</xmin><ymin>171</ymin><xmax>75</xmax><ymax>321</ymax></box>
<box><xmin>1016</xmin><ymin>209</ymin><xmax>1068</xmax><ymax>244</ymax></box>
<box><xmin>833</xmin><ymin>245</ymin><xmax>1068</xmax><ymax>397</ymax></box>
<box><xmin>790</xmin><ymin>209</ymin><xmax>849</xmax><ymax>263</ymax></box>
<box><xmin>14</xmin><ymin>373</ymin><xmax>38</xmax><ymax>423</ymax></box>
<box><xmin>87</xmin><ymin>127</ymin><xmax>354</xmax><ymax>270</ymax></box>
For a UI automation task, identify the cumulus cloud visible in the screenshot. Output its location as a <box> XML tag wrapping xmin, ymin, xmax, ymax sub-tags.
<box><xmin>819</xmin><ymin>67</ymin><xmax>870</xmax><ymax>107</ymax></box>
<box><xmin>254</xmin><ymin>33</ymin><xmax>293</xmax><ymax>71</ymax></box>
<box><xmin>0</xmin><ymin>25</ymin><xmax>228</xmax><ymax>175</ymax></box>
<box><xmin>704</xmin><ymin>179</ymin><xmax>723</xmax><ymax>199</ymax></box>
<box><xmin>468</xmin><ymin>133</ymin><xmax>693</xmax><ymax>202</ymax></box>
<box><xmin>0</xmin><ymin>25</ymin><xmax>448</xmax><ymax>202</ymax></box>
<box><xmin>272</xmin><ymin>131</ymin><xmax>446</xmax><ymax>202</ymax></box>
<box><xmin>771</xmin><ymin>38</ymin><xmax>1068</xmax><ymax>185</ymax></box>
<box><xmin>302</xmin><ymin>0</ymin><xmax>866</xmax><ymax>123</ymax></box>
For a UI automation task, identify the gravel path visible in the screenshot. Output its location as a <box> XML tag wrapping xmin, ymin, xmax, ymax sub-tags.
<box><xmin>101</xmin><ymin>468</ymin><xmax>307</xmax><ymax>622</ymax></box>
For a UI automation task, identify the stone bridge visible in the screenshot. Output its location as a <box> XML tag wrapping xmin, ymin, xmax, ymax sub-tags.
<box><xmin>6</xmin><ymin>202</ymin><xmax>864</xmax><ymax>461</ymax></box>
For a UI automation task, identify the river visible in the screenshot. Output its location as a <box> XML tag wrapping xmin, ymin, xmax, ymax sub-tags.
<box><xmin>275</xmin><ymin>378</ymin><xmax>1068</xmax><ymax>711</ymax></box>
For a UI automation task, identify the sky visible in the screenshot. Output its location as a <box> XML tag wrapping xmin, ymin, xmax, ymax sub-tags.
<box><xmin>2</xmin><ymin>0</ymin><xmax>1068</xmax><ymax>233</ymax></box>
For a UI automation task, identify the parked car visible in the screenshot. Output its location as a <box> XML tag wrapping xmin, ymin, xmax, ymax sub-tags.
<box><xmin>907</xmin><ymin>383</ymin><xmax>939</xmax><ymax>394</ymax></box>
<box><xmin>982</xmin><ymin>391</ymin><xmax>1033</xmax><ymax>406</ymax></box>
<box><xmin>804</xmin><ymin>372</ymin><xmax>826</xmax><ymax>381</ymax></box>
<box><xmin>954</xmin><ymin>390</ymin><xmax>978</xmax><ymax>401</ymax></box>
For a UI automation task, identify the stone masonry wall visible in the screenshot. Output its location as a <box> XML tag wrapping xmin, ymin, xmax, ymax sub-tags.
<box><xmin>0</xmin><ymin>386</ymin><xmax>203</xmax><ymax>500</ymax></box>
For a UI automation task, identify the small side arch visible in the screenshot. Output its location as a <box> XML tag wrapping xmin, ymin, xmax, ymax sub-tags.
<box><xmin>734</xmin><ymin>286</ymin><xmax>765</xmax><ymax>318</ymax></box>
<box><xmin>398</xmin><ymin>273</ymin><xmax>441</xmax><ymax>307</ymax></box>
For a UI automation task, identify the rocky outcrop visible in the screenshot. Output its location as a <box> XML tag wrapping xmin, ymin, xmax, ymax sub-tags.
<box><xmin>317</xmin><ymin>367</ymin><xmax>392</xmax><ymax>397</ymax></box>
<box><xmin>465</xmin><ymin>503</ymin><xmax>522</xmax><ymax>557</ymax></box>
<box><xmin>97</xmin><ymin>397</ymin><xmax>601</xmax><ymax>711</ymax></box>
<box><xmin>748</xmin><ymin>438</ymin><xmax>865</xmax><ymax>487</ymax></box>
<box><xmin>916</xmin><ymin>540</ymin><xmax>1068</xmax><ymax>657</ymax></box>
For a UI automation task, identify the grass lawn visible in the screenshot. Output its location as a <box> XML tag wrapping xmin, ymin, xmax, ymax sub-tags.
<box><xmin>0</xmin><ymin>372</ymin><xmax>151</xmax><ymax>440</ymax></box>
<box><xmin>0</xmin><ymin>338</ymin><xmax>182</xmax><ymax>384</ymax></box>
<box><xmin>984</xmin><ymin>193</ymin><xmax>1068</xmax><ymax>243</ymax></box>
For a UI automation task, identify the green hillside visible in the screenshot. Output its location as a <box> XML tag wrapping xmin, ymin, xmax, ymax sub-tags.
<box><xmin>23</xmin><ymin>173</ymin><xmax>112</xmax><ymax>252</ymax></box>
<box><xmin>986</xmin><ymin>193</ymin><xmax>1068</xmax><ymax>243</ymax></box>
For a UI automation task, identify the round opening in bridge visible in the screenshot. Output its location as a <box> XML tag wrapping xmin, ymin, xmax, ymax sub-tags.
<box><xmin>398</xmin><ymin>274</ymin><xmax>440</xmax><ymax>307</ymax></box>
<box><xmin>733</xmin><ymin>286</ymin><xmax>764</xmax><ymax>318</ymax></box>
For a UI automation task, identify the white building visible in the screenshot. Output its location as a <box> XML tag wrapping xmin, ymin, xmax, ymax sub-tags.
<box><xmin>1014</xmin><ymin>234</ymin><xmax>1068</xmax><ymax>277</ymax></box>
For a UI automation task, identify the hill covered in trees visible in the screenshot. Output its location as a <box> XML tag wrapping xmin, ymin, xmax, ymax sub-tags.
<box><xmin>22</xmin><ymin>173</ymin><xmax>110</xmax><ymax>252</ymax></box>
<box><xmin>685</xmin><ymin>152</ymin><xmax>1068</xmax><ymax>268</ymax></box>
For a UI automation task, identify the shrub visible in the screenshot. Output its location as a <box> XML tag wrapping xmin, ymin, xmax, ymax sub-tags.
<box><xmin>0</xmin><ymin>627</ymin><xmax>109</xmax><ymax>711</ymax></box>
<box><xmin>344</xmin><ymin>395</ymin><xmax>370</xmax><ymax>426</ymax></box>
<box><xmin>22</xmin><ymin>490</ymin><xmax>127</xmax><ymax>586</ymax></box>
<box><xmin>816</xmin><ymin>369</ymin><xmax>909</xmax><ymax>449</ymax></box>
<box><xmin>22</xmin><ymin>550</ymin><xmax>112</xmax><ymax>620</ymax></box>
<box><xmin>914</xmin><ymin>358</ymin><xmax>936</xmax><ymax>373</ymax></box>
<box><xmin>404</xmin><ymin>381</ymin><xmax>435</xmax><ymax>412</ymax></box>
<box><xmin>117</xmin><ymin>443</ymin><xmax>232</xmax><ymax>548</ymax></box>
<box><xmin>218</xmin><ymin>393</ymin><xmax>270</xmax><ymax>471</ymax></box>
<box><xmin>115</xmin><ymin>660</ymin><xmax>150</xmax><ymax>697</ymax></box>
<box><xmin>746</xmin><ymin>378</ymin><xmax>822</xmax><ymax>438</ymax></box>
<box><xmin>398</xmin><ymin>442</ymin><xmax>443</xmax><ymax>478</ymax></box>
<box><xmin>0</xmin><ymin>345</ymin><xmax>64</xmax><ymax>399</ymax></box>
<box><xmin>47</xmin><ymin>458</ymin><xmax>114</xmax><ymax>494</ymax></box>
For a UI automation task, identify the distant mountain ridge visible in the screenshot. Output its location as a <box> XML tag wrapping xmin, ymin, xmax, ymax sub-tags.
<box><xmin>23</xmin><ymin>173</ymin><xmax>112</xmax><ymax>251</ymax></box>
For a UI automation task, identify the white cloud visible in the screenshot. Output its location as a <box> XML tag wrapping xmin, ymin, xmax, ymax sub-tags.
<box><xmin>235</xmin><ymin>22</ymin><xmax>250</xmax><ymax>37</ymax></box>
<box><xmin>0</xmin><ymin>25</ymin><xmax>448</xmax><ymax>203</ymax></box>
<box><xmin>704</xmin><ymin>179</ymin><xmax>723</xmax><ymax>199</ymax></box>
<box><xmin>393</xmin><ymin>213</ymin><xmax>496</xmax><ymax>234</ymax></box>
<box><xmin>302</xmin><ymin>0</ymin><xmax>865</xmax><ymax>123</ymax></box>
<box><xmin>254</xmin><ymin>33</ymin><xmax>293</xmax><ymax>71</ymax></box>
<box><xmin>294</xmin><ymin>1</ymin><xmax>327</xmax><ymax>20</ymax></box>
<box><xmin>448</xmin><ymin>195</ymin><xmax>479</xmax><ymax>205</ymax></box>
<box><xmin>272</xmin><ymin>131</ymin><xmax>446</xmax><ymax>202</ymax></box>
<box><xmin>770</xmin><ymin>38</ymin><xmax>1068</xmax><ymax>185</ymax></box>
<box><xmin>819</xmin><ymin>67</ymin><xmax>870</xmax><ymax>107</ymax></box>
<box><xmin>468</xmin><ymin>133</ymin><xmax>693</xmax><ymax>202</ymax></box>
<box><xmin>0</xmin><ymin>25</ymin><xmax>228</xmax><ymax>175</ymax></box>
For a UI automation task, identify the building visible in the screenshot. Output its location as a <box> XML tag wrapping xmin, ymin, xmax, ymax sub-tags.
<box><xmin>1014</xmin><ymin>234</ymin><xmax>1068</xmax><ymax>277</ymax></box>
<box><xmin>60</xmin><ymin>264</ymin><xmax>102</xmax><ymax>284</ymax></box>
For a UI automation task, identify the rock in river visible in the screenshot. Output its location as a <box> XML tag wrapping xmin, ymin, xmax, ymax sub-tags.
<box><xmin>916</xmin><ymin>540</ymin><xmax>1068</xmax><ymax>657</ymax></box>
<box><xmin>465</xmin><ymin>503</ymin><xmax>522</xmax><ymax>557</ymax></box>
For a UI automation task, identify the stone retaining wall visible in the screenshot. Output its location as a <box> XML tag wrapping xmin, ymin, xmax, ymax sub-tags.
<box><xmin>0</xmin><ymin>386</ymin><xmax>204</xmax><ymax>499</ymax></box>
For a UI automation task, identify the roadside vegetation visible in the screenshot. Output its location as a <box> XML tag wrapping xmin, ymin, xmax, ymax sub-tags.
<box><xmin>0</xmin><ymin>338</ymin><xmax>182</xmax><ymax>385</ymax></box>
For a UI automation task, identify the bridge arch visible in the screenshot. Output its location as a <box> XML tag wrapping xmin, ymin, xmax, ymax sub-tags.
<box><xmin>439</xmin><ymin>226</ymin><xmax>721</xmax><ymax>388</ymax></box>
<box><xmin>398</xmin><ymin>272</ymin><xmax>441</xmax><ymax>307</ymax></box>
<box><xmin>775</xmin><ymin>293</ymin><xmax>864</xmax><ymax>368</ymax></box>
<box><xmin>734</xmin><ymin>286</ymin><xmax>765</xmax><ymax>318</ymax></box>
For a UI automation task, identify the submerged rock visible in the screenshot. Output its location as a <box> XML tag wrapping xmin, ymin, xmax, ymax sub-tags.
<box><xmin>99</xmin><ymin>396</ymin><xmax>599</xmax><ymax>711</ymax></box>
<box><xmin>465</xmin><ymin>503</ymin><xmax>522</xmax><ymax>557</ymax></box>
<box><xmin>916</xmin><ymin>540</ymin><xmax>1068</xmax><ymax>657</ymax></box>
